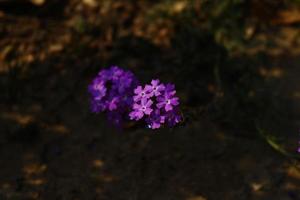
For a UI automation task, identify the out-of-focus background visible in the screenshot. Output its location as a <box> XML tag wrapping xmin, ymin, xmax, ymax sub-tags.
<box><xmin>1</xmin><ymin>0</ymin><xmax>300</xmax><ymax>199</ymax></box>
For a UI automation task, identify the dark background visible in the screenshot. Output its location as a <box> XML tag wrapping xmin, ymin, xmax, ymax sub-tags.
<box><xmin>1</xmin><ymin>0</ymin><xmax>300</xmax><ymax>199</ymax></box>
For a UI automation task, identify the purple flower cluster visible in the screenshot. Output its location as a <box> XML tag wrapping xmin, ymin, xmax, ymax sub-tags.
<box><xmin>88</xmin><ymin>66</ymin><xmax>138</xmax><ymax>126</ymax></box>
<box><xmin>129</xmin><ymin>79</ymin><xmax>181</xmax><ymax>129</ymax></box>
<box><xmin>89</xmin><ymin>66</ymin><xmax>182</xmax><ymax>129</ymax></box>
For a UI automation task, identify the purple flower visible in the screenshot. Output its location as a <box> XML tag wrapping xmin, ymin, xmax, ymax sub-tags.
<box><xmin>111</xmin><ymin>66</ymin><xmax>124</xmax><ymax>79</ymax></box>
<box><xmin>145</xmin><ymin>79</ymin><xmax>165</xmax><ymax>97</ymax></box>
<box><xmin>116</xmin><ymin>73</ymin><xmax>134</xmax><ymax>93</ymax></box>
<box><xmin>130</xmin><ymin>79</ymin><xmax>181</xmax><ymax>129</ymax></box>
<box><xmin>90</xmin><ymin>100</ymin><xmax>106</xmax><ymax>113</ymax></box>
<box><xmin>88</xmin><ymin>79</ymin><xmax>107</xmax><ymax>100</ymax></box>
<box><xmin>88</xmin><ymin>66</ymin><xmax>138</xmax><ymax>126</ymax></box>
<box><xmin>107</xmin><ymin>97</ymin><xmax>119</xmax><ymax>111</ymax></box>
<box><xmin>157</xmin><ymin>92</ymin><xmax>179</xmax><ymax>111</ymax></box>
<box><xmin>165</xmin><ymin>83</ymin><xmax>175</xmax><ymax>92</ymax></box>
<box><xmin>146</xmin><ymin>109</ymin><xmax>165</xmax><ymax>129</ymax></box>
<box><xmin>165</xmin><ymin>110</ymin><xmax>182</xmax><ymax>127</ymax></box>
<box><xmin>133</xmin><ymin>86</ymin><xmax>149</xmax><ymax>102</ymax></box>
<box><xmin>98</xmin><ymin>66</ymin><xmax>122</xmax><ymax>81</ymax></box>
<box><xmin>129</xmin><ymin>98</ymin><xmax>153</xmax><ymax>120</ymax></box>
<box><xmin>89</xmin><ymin>67</ymin><xmax>182</xmax><ymax>129</ymax></box>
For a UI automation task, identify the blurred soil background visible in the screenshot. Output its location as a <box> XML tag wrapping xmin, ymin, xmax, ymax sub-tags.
<box><xmin>1</xmin><ymin>0</ymin><xmax>300</xmax><ymax>199</ymax></box>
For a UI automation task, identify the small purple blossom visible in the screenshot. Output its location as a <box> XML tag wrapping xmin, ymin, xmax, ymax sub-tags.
<box><xmin>133</xmin><ymin>86</ymin><xmax>150</xmax><ymax>102</ymax></box>
<box><xmin>130</xmin><ymin>79</ymin><xmax>181</xmax><ymax>129</ymax></box>
<box><xmin>130</xmin><ymin>98</ymin><xmax>153</xmax><ymax>120</ymax></box>
<box><xmin>165</xmin><ymin>109</ymin><xmax>182</xmax><ymax>127</ymax></box>
<box><xmin>88</xmin><ymin>79</ymin><xmax>106</xmax><ymax>101</ymax></box>
<box><xmin>88</xmin><ymin>66</ymin><xmax>138</xmax><ymax>126</ymax></box>
<box><xmin>157</xmin><ymin>92</ymin><xmax>179</xmax><ymax>112</ymax></box>
<box><xmin>145</xmin><ymin>79</ymin><xmax>165</xmax><ymax>97</ymax></box>
<box><xmin>146</xmin><ymin>109</ymin><xmax>166</xmax><ymax>129</ymax></box>
<box><xmin>107</xmin><ymin>97</ymin><xmax>119</xmax><ymax>111</ymax></box>
<box><xmin>165</xmin><ymin>83</ymin><xmax>175</xmax><ymax>93</ymax></box>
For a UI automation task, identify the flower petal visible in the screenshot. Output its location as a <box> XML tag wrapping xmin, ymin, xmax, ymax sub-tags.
<box><xmin>165</xmin><ymin>104</ymin><xmax>173</xmax><ymax>111</ymax></box>
<box><xmin>133</xmin><ymin>103</ymin><xmax>140</xmax><ymax>109</ymax></box>
<box><xmin>157</xmin><ymin>102</ymin><xmax>165</xmax><ymax>108</ymax></box>
<box><xmin>145</xmin><ymin>85</ymin><xmax>152</xmax><ymax>92</ymax></box>
<box><xmin>144</xmin><ymin>107</ymin><xmax>153</xmax><ymax>115</ymax></box>
<box><xmin>141</xmin><ymin>98</ymin><xmax>147</xmax><ymax>105</ymax></box>
<box><xmin>134</xmin><ymin>86</ymin><xmax>142</xmax><ymax>94</ymax></box>
<box><xmin>146</xmin><ymin>99</ymin><xmax>153</xmax><ymax>107</ymax></box>
<box><xmin>171</xmin><ymin>97</ymin><xmax>179</xmax><ymax>105</ymax></box>
<box><xmin>151</xmin><ymin>79</ymin><xmax>159</xmax><ymax>86</ymax></box>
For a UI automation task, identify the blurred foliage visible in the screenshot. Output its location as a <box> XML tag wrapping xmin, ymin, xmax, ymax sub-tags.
<box><xmin>199</xmin><ymin>0</ymin><xmax>246</xmax><ymax>52</ymax></box>
<box><xmin>146</xmin><ymin>0</ymin><xmax>246</xmax><ymax>52</ymax></box>
<box><xmin>291</xmin><ymin>0</ymin><xmax>300</xmax><ymax>4</ymax></box>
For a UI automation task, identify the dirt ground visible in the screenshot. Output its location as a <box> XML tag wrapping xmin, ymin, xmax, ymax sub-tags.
<box><xmin>1</xmin><ymin>1</ymin><xmax>300</xmax><ymax>199</ymax></box>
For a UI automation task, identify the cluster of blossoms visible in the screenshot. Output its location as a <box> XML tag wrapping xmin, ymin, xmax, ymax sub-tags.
<box><xmin>88</xmin><ymin>66</ymin><xmax>181</xmax><ymax>129</ymax></box>
<box><xmin>129</xmin><ymin>80</ymin><xmax>181</xmax><ymax>129</ymax></box>
<box><xmin>88</xmin><ymin>66</ymin><xmax>138</xmax><ymax>126</ymax></box>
